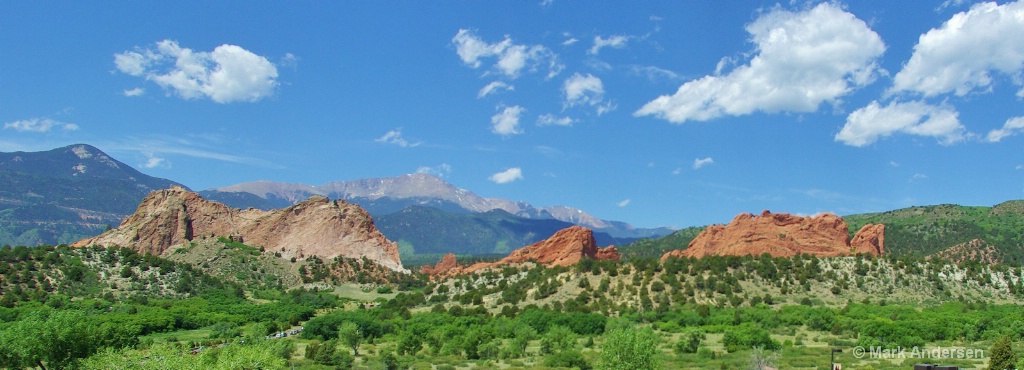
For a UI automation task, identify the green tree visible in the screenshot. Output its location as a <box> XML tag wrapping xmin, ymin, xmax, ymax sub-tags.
<box><xmin>313</xmin><ymin>339</ymin><xmax>339</xmax><ymax>365</ymax></box>
<box><xmin>397</xmin><ymin>331</ymin><xmax>423</xmax><ymax>356</ymax></box>
<box><xmin>599</xmin><ymin>327</ymin><xmax>660</xmax><ymax>370</ymax></box>
<box><xmin>338</xmin><ymin>322</ymin><xmax>363</xmax><ymax>356</ymax></box>
<box><xmin>675</xmin><ymin>327</ymin><xmax>705</xmax><ymax>354</ymax></box>
<box><xmin>0</xmin><ymin>309</ymin><xmax>117</xmax><ymax>370</ymax></box>
<box><xmin>544</xmin><ymin>349</ymin><xmax>592</xmax><ymax>370</ymax></box>
<box><xmin>540</xmin><ymin>325</ymin><xmax>578</xmax><ymax>355</ymax></box>
<box><xmin>988</xmin><ymin>336</ymin><xmax>1017</xmax><ymax>370</ymax></box>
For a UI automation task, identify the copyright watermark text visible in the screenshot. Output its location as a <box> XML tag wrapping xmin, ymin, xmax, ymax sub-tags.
<box><xmin>853</xmin><ymin>346</ymin><xmax>985</xmax><ymax>360</ymax></box>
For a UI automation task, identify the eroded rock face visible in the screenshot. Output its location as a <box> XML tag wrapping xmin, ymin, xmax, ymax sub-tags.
<box><xmin>73</xmin><ymin>186</ymin><xmax>406</xmax><ymax>272</ymax></box>
<box><xmin>491</xmin><ymin>225</ymin><xmax>618</xmax><ymax>267</ymax></box>
<box><xmin>661</xmin><ymin>210</ymin><xmax>884</xmax><ymax>261</ymax></box>
<box><xmin>850</xmin><ymin>224</ymin><xmax>885</xmax><ymax>256</ymax></box>
<box><xmin>422</xmin><ymin>226</ymin><xmax>619</xmax><ymax>277</ymax></box>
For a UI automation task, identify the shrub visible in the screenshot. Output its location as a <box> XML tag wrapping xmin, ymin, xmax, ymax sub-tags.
<box><xmin>722</xmin><ymin>324</ymin><xmax>779</xmax><ymax>353</ymax></box>
<box><xmin>598</xmin><ymin>327</ymin><xmax>660</xmax><ymax>370</ymax></box>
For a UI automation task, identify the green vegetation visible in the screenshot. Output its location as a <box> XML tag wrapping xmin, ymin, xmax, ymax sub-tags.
<box><xmin>618</xmin><ymin>226</ymin><xmax>703</xmax><ymax>260</ymax></box>
<box><xmin>845</xmin><ymin>201</ymin><xmax>1024</xmax><ymax>264</ymax></box>
<box><xmin>2</xmin><ymin>238</ymin><xmax>1024</xmax><ymax>368</ymax></box>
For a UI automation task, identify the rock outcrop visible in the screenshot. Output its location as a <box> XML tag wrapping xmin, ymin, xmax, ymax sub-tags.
<box><xmin>422</xmin><ymin>226</ymin><xmax>618</xmax><ymax>278</ymax></box>
<box><xmin>420</xmin><ymin>253</ymin><xmax>461</xmax><ymax>276</ymax></box>
<box><xmin>850</xmin><ymin>224</ymin><xmax>885</xmax><ymax>255</ymax></box>
<box><xmin>661</xmin><ymin>210</ymin><xmax>884</xmax><ymax>261</ymax></box>
<box><xmin>73</xmin><ymin>186</ymin><xmax>406</xmax><ymax>272</ymax></box>
<box><xmin>488</xmin><ymin>226</ymin><xmax>619</xmax><ymax>267</ymax></box>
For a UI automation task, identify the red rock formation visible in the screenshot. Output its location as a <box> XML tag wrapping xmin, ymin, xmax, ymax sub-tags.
<box><xmin>73</xmin><ymin>186</ymin><xmax>406</xmax><ymax>272</ymax></box>
<box><xmin>661</xmin><ymin>210</ymin><xmax>884</xmax><ymax>262</ymax></box>
<box><xmin>850</xmin><ymin>224</ymin><xmax>885</xmax><ymax>255</ymax></box>
<box><xmin>423</xmin><ymin>226</ymin><xmax>619</xmax><ymax>277</ymax></box>
<box><xmin>420</xmin><ymin>253</ymin><xmax>462</xmax><ymax>276</ymax></box>
<box><xmin>490</xmin><ymin>226</ymin><xmax>617</xmax><ymax>267</ymax></box>
<box><xmin>595</xmin><ymin>246</ymin><xmax>620</xmax><ymax>261</ymax></box>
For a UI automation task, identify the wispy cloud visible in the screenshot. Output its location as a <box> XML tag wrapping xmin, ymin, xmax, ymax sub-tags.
<box><xmin>375</xmin><ymin>128</ymin><xmax>422</xmax><ymax>147</ymax></box>
<box><xmin>477</xmin><ymin>81</ymin><xmax>514</xmax><ymax>98</ymax></box>
<box><xmin>537</xmin><ymin>114</ymin><xmax>574</xmax><ymax>127</ymax></box>
<box><xmin>630</xmin><ymin>65</ymin><xmax>681</xmax><ymax>83</ymax></box>
<box><xmin>693</xmin><ymin>157</ymin><xmax>714</xmax><ymax>169</ymax></box>
<box><xmin>589</xmin><ymin>35</ymin><xmax>630</xmax><ymax>55</ymax></box>
<box><xmin>452</xmin><ymin>29</ymin><xmax>563</xmax><ymax>80</ymax></box>
<box><xmin>563</xmin><ymin>73</ymin><xmax>615</xmax><ymax>115</ymax></box>
<box><xmin>104</xmin><ymin>135</ymin><xmax>282</xmax><ymax>169</ymax></box>
<box><xmin>123</xmin><ymin>87</ymin><xmax>145</xmax><ymax>97</ymax></box>
<box><xmin>617</xmin><ymin>198</ymin><xmax>631</xmax><ymax>207</ymax></box>
<box><xmin>138</xmin><ymin>154</ymin><xmax>167</xmax><ymax>169</ymax></box>
<box><xmin>416</xmin><ymin>163</ymin><xmax>452</xmax><ymax>178</ymax></box>
<box><xmin>985</xmin><ymin>116</ymin><xmax>1024</xmax><ymax>143</ymax></box>
<box><xmin>3</xmin><ymin>118</ymin><xmax>79</xmax><ymax>133</ymax></box>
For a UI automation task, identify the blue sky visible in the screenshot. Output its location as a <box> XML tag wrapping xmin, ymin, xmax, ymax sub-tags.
<box><xmin>2</xmin><ymin>1</ymin><xmax>1023</xmax><ymax>229</ymax></box>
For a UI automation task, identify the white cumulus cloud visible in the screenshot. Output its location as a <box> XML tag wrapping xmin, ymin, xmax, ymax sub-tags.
<box><xmin>589</xmin><ymin>35</ymin><xmax>629</xmax><ymax>55</ymax></box>
<box><xmin>491</xmin><ymin>105</ymin><xmax>525</xmax><ymax>136</ymax></box>
<box><xmin>489</xmin><ymin>167</ymin><xmax>523</xmax><ymax>184</ymax></box>
<box><xmin>891</xmin><ymin>1</ymin><xmax>1024</xmax><ymax>97</ymax></box>
<box><xmin>477</xmin><ymin>81</ymin><xmax>514</xmax><ymax>98</ymax></box>
<box><xmin>3</xmin><ymin>118</ymin><xmax>79</xmax><ymax>133</ymax></box>
<box><xmin>114</xmin><ymin>40</ymin><xmax>280</xmax><ymax>103</ymax></box>
<box><xmin>835</xmin><ymin>100</ymin><xmax>967</xmax><ymax>147</ymax></box>
<box><xmin>693</xmin><ymin>157</ymin><xmax>714</xmax><ymax>169</ymax></box>
<box><xmin>986</xmin><ymin>116</ymin><xmax>1024</xmax><ymax>142</ymax></box>
<box><xmin>452</xmin><ymin>29</ymin><xmax>563</xmax><ymax>79</ymax></box>
<box><xmin>635</xmin><ymin>3</ymin><xmax>885</xmax><ymax>123</ymax></box>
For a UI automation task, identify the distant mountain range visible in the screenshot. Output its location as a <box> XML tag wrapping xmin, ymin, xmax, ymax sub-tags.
<box><xmin>0</xmin><ymin>145</ymin><xmax>672</xmax><ymax>252</ymax></box>
<box><xmin>199</xmin><ymin>173</ymin><xmax>675</xmax><ymax>240</ymax></box>
<box><xmin>10</xmin><ymin>144</ymin><xmax>1023</xmax><ymax>267</ymax></box>
<box><xmin>374</xmin><ymin>206</ymin><xmax>627</xmax><ymax>256</ymax></box>
<box><xmin>0</xmin><ymin>144</ymin><xmax>184</xmax><ymax>246</ymax></box>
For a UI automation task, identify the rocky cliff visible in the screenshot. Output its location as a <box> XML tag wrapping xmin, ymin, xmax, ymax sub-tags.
<box><xmin>422</xmin><ymin>226</ymin><xmax>619</xmax><ymax>278</ymax></box>
<box><xmin>73</xmin><ymin>187</ymin><xmax>406</xmax><ymax>272</ymax></box>
<box><xmin>661</xmin><ymin>210</ymin><xmax>884</xmax><ymax>261</ymax></box>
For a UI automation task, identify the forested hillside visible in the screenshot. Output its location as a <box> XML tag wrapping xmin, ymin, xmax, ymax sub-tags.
<box><xmin>845</xmin><ymin>201</ymin><xmax>1024</xmax><ymax>264</ymax></box>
